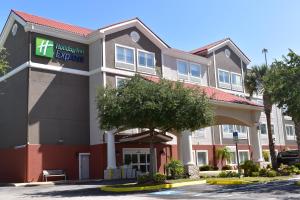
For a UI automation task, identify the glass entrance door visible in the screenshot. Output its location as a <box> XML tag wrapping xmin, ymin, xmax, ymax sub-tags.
<box><xmin>123</xmin><ymin>148</ymin><xmax>151</xmax><ymax>173</ymax></box>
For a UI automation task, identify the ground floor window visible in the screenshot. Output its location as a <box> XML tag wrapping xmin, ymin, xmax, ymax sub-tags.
<box><xmin>238</xmin><ymin>151</ymin><xmax>249</xmax><ymax>164</ymax></box>
<box><xmin>228</xmin><ymin>151</ymin><xmax>237</xmax><ymax>165</ymax></box>
<box><xmin>123</xmin><ymin>148</ymin><xmax>151</xmax><ymax>173</ymax></box>
<box><xmin>227</xmin><ymin>150</ymin><xmax>249</xmax><ymax>165</ymax></box>
<box><xmin>195</xmin><ymin>150</ymin><xmax>208</xmax><ymax>166</ymax></box>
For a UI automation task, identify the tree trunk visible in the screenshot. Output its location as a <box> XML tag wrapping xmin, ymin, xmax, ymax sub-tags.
<box><xmin>149</xmin><ymin>131</ymin><xmax>156</xmax><ymax>178</ymax></box>
<box><xmin>263</xmin><ymin>94</ymin><xmax>277</xmax><ymax>169</ymax></box>
<box><xmin>295</xmin><ymin>120</ymin><xmax>300</xmax><ymax>161</ymax></box>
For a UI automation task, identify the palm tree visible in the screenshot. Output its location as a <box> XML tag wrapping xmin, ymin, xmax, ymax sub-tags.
<box><xmin>244</xmin><ymin>65</ymin><xmax>277</xmax><ymax>169</ymax></box>
<box><xmin>216</xmin><ymin>147</ymin><xmax>231</xmax><ymax>168</ymax></box>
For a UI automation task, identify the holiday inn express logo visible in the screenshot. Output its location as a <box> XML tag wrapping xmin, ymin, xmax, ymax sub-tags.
<box><xmin>35</xmin><ymin>37</ymin><xmax>54</xmax><ymax>58</ymax></box>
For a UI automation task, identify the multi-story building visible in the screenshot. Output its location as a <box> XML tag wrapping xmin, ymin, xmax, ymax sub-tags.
<box><xmin>0</xmin><ymin>10</ymin><xmax>296</xmax><ymax>182</ymax></box>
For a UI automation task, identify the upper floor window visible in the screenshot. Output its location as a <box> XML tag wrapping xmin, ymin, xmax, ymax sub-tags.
<box><xmin>116</xmin><ymin>44</ymin><xmax>134</xmax><ymax>65</ymax></box>
<box><xmin>222</xmin><ymin>124</ymin><xmax>247</xmax><ymax>139</ymax></box>
<box><xmin>138</xmin><ymin>50</ymin><xmax>155</xmax><ymax>68</ymax></box>
<box><xmin>177</xmin><ymin>60</ymin><xmax>188</xmax><ymax>75</ymax></box>
<box><xmin>260</xmin><ymin>123</ymin><xmax>275</xmax><ymax>136</ymax></box>
<box><xmin>218</xmin><ymin>69</ymin><xmax>230</xmax><ymax>84</ymax></box>
<box><xmin>190</xmin><ymin>63</ymin><xmax>202</xmax><ymax>78</ymax></box>
<box><xmin>286</xmin><ymin>125</ymin><xmax>295</xmax><ymax>140</ymax></box>
<box><xmin>231</xmin><ymin>73</ymin><xmax>242</xmax><ymax>86</ymax></box>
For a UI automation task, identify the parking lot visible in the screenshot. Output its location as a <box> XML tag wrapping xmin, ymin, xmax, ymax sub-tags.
<box><xmin>0</xmin><ymin>180</ymin><xmax>299</xmax><ymax>200</ymax></box>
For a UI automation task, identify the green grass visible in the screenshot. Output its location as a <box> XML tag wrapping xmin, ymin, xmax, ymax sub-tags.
<box><xmin>168</xmin><ymin>178</ymin><xmax>202</xmax><ymax>184</ymax></box>
<box><xmin>206</xmin><ymin>176</ymin><xmax>291</xmax><ymax>185</ymax></box>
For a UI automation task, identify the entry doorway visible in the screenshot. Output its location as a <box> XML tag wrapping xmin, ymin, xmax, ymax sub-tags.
<box><xmin>123</xmin><ymin>148</ymin><xmax>156</xmax><ymax>173</ymax></box>
<box><xmin>79</xmin><ymin>153</ymin><xmax>90</xmax><ymax>180</ymax></box>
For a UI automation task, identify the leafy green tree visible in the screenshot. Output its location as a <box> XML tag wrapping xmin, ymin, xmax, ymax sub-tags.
<box><xmin>0</xmin><ymin>48</ymin><xmax>9</xmax><ymax>76</ymax></box>
<box><xmin>216</xmin><ymin>147</ymin><xmax>231</xmax><ymax>168</ymax></box>
<box><xmin>244</xmin><ymin>65</ymin><xmax>277</xmax><ymax>169</ymax></box>
<box><xmin>96</xmin><ymin>75</ymin><xmax>214</xmax><ymax>177</ymax></box>
<box><xmin>265</xmin><ymin>50</ymin><xmax>300</xmax><ymax>156</ymax></box>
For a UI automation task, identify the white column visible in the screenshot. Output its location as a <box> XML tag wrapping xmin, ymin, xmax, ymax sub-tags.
<box><xmin>181</xmin><ymin>131</ymin><xmax>195</xmax><ymax>166</ymax></box>
<box><xmin>250</xmin><ymin>124</ymin><xmax>264</xmax><ymax>162</ymax></box>
<box><xmin>106</xmin><ymin>130</ymin><xmax>117</xmax><ymax>169</ymax></box>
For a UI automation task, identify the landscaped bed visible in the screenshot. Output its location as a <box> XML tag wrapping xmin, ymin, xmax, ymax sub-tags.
<box><xmin>206</xmin><ymin>176</ymin><xmax>291</xmax><ymax>185</ymax></box>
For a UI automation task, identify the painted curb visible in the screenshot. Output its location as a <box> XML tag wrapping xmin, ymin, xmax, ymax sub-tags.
<box><xmin>206</xmin><ymin>180</ymin><xmax>251</xmax><ymax>185</ymax></box>
<box><xmin>100</xmin><ymin>180</ymin><xmax>206</xmax><ymax>192</ymax></box>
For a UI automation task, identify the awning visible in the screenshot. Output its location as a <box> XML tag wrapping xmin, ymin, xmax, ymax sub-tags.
<box><xmin>117</xmin><ymin>132</ymin><xmax>173</xmax><ymax>143</ymax></box>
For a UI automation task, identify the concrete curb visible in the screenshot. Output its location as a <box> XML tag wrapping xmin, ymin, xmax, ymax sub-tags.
<box><xmin>4</xmin><ymin>179</ymin><xmax>104</xmax><ymax>187</ymax></box>
<box><xmin>100</xmin><ymin>180</ymin><xmax>206</xmax><ymax>192</ymax></box>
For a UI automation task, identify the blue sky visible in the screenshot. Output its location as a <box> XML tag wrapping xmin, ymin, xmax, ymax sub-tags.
<box><xmin>1</xmin><ymin>0</ymin><xmax>299</xmax><ymax>66</ymax></box>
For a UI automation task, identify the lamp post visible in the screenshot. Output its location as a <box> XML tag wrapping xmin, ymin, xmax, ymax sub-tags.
<box><xmin>233</xmin><ymin>131</ymin><xmax>241</xmax><ymax>176</ymax></box>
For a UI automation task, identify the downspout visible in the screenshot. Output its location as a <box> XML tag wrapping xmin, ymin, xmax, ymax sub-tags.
<box><xmin>25</xmin><ymin>31</ymin><xmax>32</xmax><ymax>182</ymax></box>
<box><xmin>213</xmin><ymin>51</ymin><xmax>218</xmax><ymax>88</ymax></box>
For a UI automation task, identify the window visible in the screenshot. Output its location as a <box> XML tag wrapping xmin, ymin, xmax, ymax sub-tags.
<box><xmin>218</xmin><ymin>69</ymin><xmax>230</xmax><ymax>84</ymax></box>
<box><xmin>196</xmin><ymin>151</ymin><xmax>208</xmax><ymax>166</ymax></box>
<box><xmin>116</xmin><ymin>76</ymin><xmax>129</xmax><ymax>88</ymax></box>
<box><xmin>177</xmin><ymin>60</ymin><xmax>188</xmax><ymax>75</ymax></box>
<box><xmin>231</xmin><ymin>73</ymin><xmax>242</xmax><ymax>86</ymax></box>
<box><xmin>228</xmin><ymin>152</ymin><xmax>237</xmax><ymax>164</ymax></box>
<box><xmin>239</xmin><ymin>151</ymin><xmax>249</xmax><ymax>164</ymax></box>
<box><xmin>222</xmin><ymin>125</ymin><xmax>247</xmax><ymax>139</ymax></box>
<box><xmin>138</xmin><ymin>50</ymin><xmax>155</xmax><ymax>68</ymax></box>
<box><xmin>260</xmin><ymin>124</ymin><xmax>267</xmax><ymax>135</ymax></box>
<box><xmin>286</xmin><ymin>125</ymin><xmax>295</xmax><ymax>140</ymax></box>
<box><xmin>236</xmin><ymin>125</ymin><xmax>247</xmax><ymax>139</ymax></box>
<box><xmin>116</xmin><ymin>45</ymin><xmax>134</xmax><ymax>65</ymax></box>
<box><xmin>190</xmin><ymin>63</ymin><xmax>201</xmax><ymax>77</ymax></box>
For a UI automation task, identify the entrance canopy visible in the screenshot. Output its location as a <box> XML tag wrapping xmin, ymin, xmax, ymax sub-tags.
<box><xmin>117</xmin><ymin>132</ymin><xmax>173</xmax><ymax>143</ymax></box>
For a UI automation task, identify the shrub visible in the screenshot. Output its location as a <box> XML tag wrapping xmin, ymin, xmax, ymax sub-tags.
<box><xmin>294</xmin><ymin>163</ymin><xmax>300</xmax><ymax>170</ymax></box>
<box><xmin>199</xmin><ymin>165</ymin><xmax>214</xmax><ymax>171</ymax></box>
<box><xmin>259</xmin><ymin>168</ymin><xmax>268</xmax><ymax>177</ymax></box>
<box><xmin>166</xmin><ymin>159</ymin><xmax>184</xmax><ymax>179</ymax></box>
<box><xmin>262</xmin><ymin>150</ymin><xmax>270</xmax><ymax>162</ymax></box>
<box><xmin>241</xmin><ymin>160</ymin><xmax>259</xmax><ymax>177</ymax></box>
<box><xmin>251</xmin><ymin>172</ymin><xmax>259</xmax><ymax>177</ymax></box>
<box><xmin>222</xmin><ymin>165</ymin><xmax>232</xmax><ymax>170</ymax></box>
<box><xmin>137</xmin><ymin>174</ymin><xmax>151</xmax><ymax>184</ymax></box>
<box><xmin>218</xmin><ymin>171</ymin><xmax>239</xmax><ymax>178</ymax></box>
<box><xmin>153</xmin><ymin>173</ymin><xmax>167</xmax><ymax>184</ymax></box>
<box><xmin>266</xmin><ymin>170</ymin><xmax>277</xmax><ymax>177</ymax></box>
<box><xmin>278</xmin><ymin>164</ymin><xmax>300</xmax><ymax>176</ymax></box>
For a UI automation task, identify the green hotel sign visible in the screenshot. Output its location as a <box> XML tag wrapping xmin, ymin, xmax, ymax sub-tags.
<box><xmin>35</xmin><ymin>37</ymin><xmax>85</xmax><ymax>62</ymax></box>
<box><xmin>35</xmin><ymin>37</ymin><xmax>54</xmax><ymax>58</ymax></box>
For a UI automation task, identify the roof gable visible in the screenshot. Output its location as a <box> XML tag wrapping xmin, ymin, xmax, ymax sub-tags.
<box><xmin>12</xmin><ymin>10</ymin><xmax>93</xmax><ymax>37</ymax></box>
<box><xmin>190</xmin><ymin>38</ymin><xmax>251</xmax><ymax>64</ymax></box>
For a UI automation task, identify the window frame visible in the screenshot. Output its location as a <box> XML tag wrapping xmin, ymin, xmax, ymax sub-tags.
<box><xmin>177</xmin><ymin>59</ymin><xmax>189</xmax><ymax>76</ymax></box>
<box><xmin>285</xmin><ymin>124</ymin><xmax>296</xmax><ymax>140</ymax></box>
<box><xmin>137</xmin><ymin>49</ymin><xmax>156</xmax><ymax>69</ymax></box>
<box><xmin>222</xmin><ymin>124</ymin><xmax>248</xmax><ymax>139</ymax></box>
<box><xmin>115</xmin><ymin>76</ymin><xmax>130</xmax><ymax>88</ymax></box>
<box><xmin>231</xmin><ymin>72</ymin><xmax>242</xmax><ymax>87</ymax></box>
<box><xmin>195</xmin><ymin>150</ymin><xmax>209</xmax><ymax>166</ymax></box>
<box><xmin>238</xmin><ymin>150</ymin><xmax>250</xmax><ymax>164</ymax></box>
<box><xmin>189</xmin><ymin>62</ymin><xmax>202</xmax><ymax>78</ymax></box>
<box><xmin>218</xmin><ymin>69</ymin><xmax>231</xmax><ymax>85</ymax></box>
<box><xmin>115</xmin><ymin>43</ymin><xmax>136</xmax><ymax>67</ymax></box>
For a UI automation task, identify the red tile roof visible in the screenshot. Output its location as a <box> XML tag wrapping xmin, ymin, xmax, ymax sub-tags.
<box><xmin>12</xmin><ymin>10</ymin><xmax>93</xmax><ymax>37</ymax></box>
<box><xmin>144</xmin><ymin>76</ymin><xmax>260</xmax><ymax>107</ymax></box>
<box><xmin>190</xmin><ymin>38</ymin><xmax>229</xmax><ymax>54</ymax></box>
